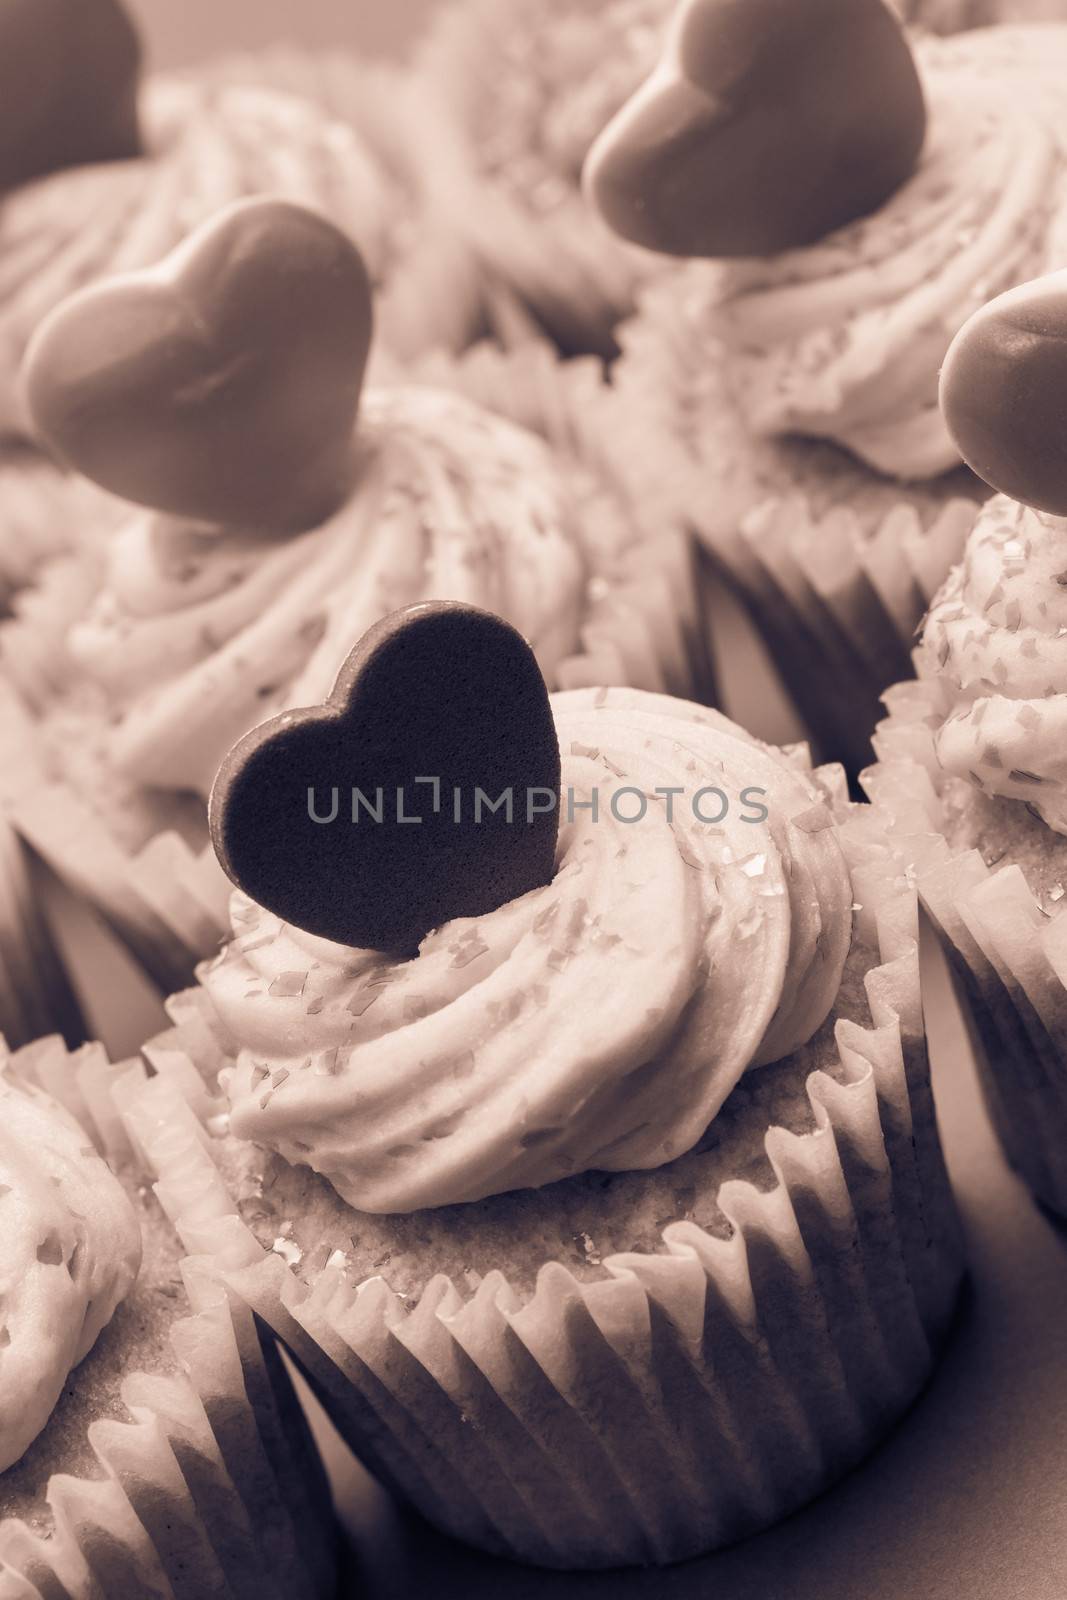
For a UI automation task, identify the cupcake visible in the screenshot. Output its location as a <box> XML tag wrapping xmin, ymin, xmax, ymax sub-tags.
<box><xmin>164</xmin><ymin>45</ymin><xmax>489</xmax><ymax>364</ymax></box>
<box><xmin>407</xmin><ymin>0</ymin><xmax>676</xmax><ymax>359</ymax></box>
<box><xmin>0</xmin><ymin>198</ymin><xmax>706</xmax><ymax>998</ymax></box>
<box><xmin>867</xmin><ymin>265</ymin><xmax>1067</xmax><ymax>1218</ymax></box>
<box><xmin>118</xmin><ymin>602</ymin><xmax>963</xmax><ymax>1570</ymax></box>
<box><xmin>585</xmin><ymin>1</ymin><xmax>1067</xmax><ymax>768</ymax></box>
<box><xmin>0</xmin><ymin>1031</ymin><xmax>337</xmax><ymax>1597</ymax></box>
<box><xmin>0</xmin><ymin>0</ymin><xmax>453</xmax><ymax>444</ymax></box>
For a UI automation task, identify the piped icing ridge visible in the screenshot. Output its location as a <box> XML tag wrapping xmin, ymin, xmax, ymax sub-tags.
<box><xmin>68</xmin><ymin>387</ymin><xmax>590</xmax><ymax>796</ymax></box>
<box><xmin>612</xmin><ymin>27</ymin><xmax>1063</xmax><ymax>483</ymax></box>
<box><xmin>711</xmin><ymin>42</ymin><xmax>1065</xmax><ymax>478</ymax></box>
<box><xmin>920</xmin><ymin>495</ymin><xmax>1067</xmax><ymax>830</ymax></box>
<box><xmin>202</xmin><ymin>688</ymin><xmax>852</xmax><ymax>1214</ymax></box>
<box><xmin>0</xmin><ymin>77</ymin><xmax>393</xmax><ymax>435</ymax></box>
<box><xmin>0</xmin><ymin>1069</ymin><xmax>141</xmax><ymax>1471</ymax></box>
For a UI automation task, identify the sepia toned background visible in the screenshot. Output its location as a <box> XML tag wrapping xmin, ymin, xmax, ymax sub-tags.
<box><xmin>81</xmin><ymin>4</ymin><xmax>1067</xmax><ymax>1598</ymax></box>
<box><xmin>126</xmin><ymin>0</ymin><xmax>439</xmax><ymax>64</ymax></box>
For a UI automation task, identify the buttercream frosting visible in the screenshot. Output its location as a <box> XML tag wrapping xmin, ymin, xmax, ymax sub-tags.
<box><xmin>0</xmin><ymin>1071</ymin><xmax>141</xmax><ymax>1471</ymax></box>
<box><xmin>203</xmin><ymin>688</ymin><xmax>852</xmax><ymax>1213</ymax></box>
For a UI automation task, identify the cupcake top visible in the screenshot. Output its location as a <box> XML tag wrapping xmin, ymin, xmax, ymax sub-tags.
<box><xmin>586</xmin><ymin>3</ymin><xmax>1067</xmax><ymax>477</ymax></box>
<box><xmin>23</xmin><ymin>199</ymin><xmax>653</xmax><ymax>800</ymax></box>
<box><xmin>919</xmin><ymin>265</ymin><xmax>1067</xmax><ymax>827</ymax></box>
<box><xmin>202</xmin><ymin>607</ymin><xmax>852</xmax><ymax>1215</ymax></box>
<box><xmin>0</xmin><ymin>1067</ymin><xmax>141</xmax><ymax>1471</ymax></box>
<box><xmin>430</xmin><ymin>0</ymin><xmax>671</xmax><ymax>205</ymax></box>
<box><xmin>0</xmin><ymin>3</ymin><xmax>398</xmax><ymax>438</ymax></box>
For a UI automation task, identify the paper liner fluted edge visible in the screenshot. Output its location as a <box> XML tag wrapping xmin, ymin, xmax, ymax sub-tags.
<box><xmin>867</xmin><ymin>676</ymin><xmax>1067</xmax><ymax>1215</ymax></box>
<box><xmin>0</xmin><ymin>1035</ymin><xmax>337</xmax><ymax>1600</ymax></box>
<box><xmin>411</xmin><ymin>338</ymin><xmax>716</xmax><ymax>708</ymax></box>
<box><xmin>611</xmin><ymin>275</ymin><xmax>983</xmax><ymax>769</ymax></box>
<box><xmin>118</xmin><ymin>785</ymin><xmax>963</xmax><ymax>1569</ymax></box>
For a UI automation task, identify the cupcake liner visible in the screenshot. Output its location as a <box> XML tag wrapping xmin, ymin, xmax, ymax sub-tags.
<box><xmin>117</xmin><ymin>783</ymin><xmax>963</xmax><ymax>1569</ymax></box>
<box><xmin>413</xmin><ymin>338</ymin><xmax>716</xmax><ymax>706</ymax></box>
<box><xmin>0</xmin><ymin>1035</ymin><xmax>338</xmax><ymax>1600</ymax></box>
<box><xmin>0</xmin><ymin>816</ymin><xmax>83</xmax><ymax>1049</ymax></box>
<box><xmin>407</xmin><ymin>0</ymin><xmax>672</xmax><ymax>359</ymax></box>
<box><xmin>868</xmin><ymin>679</ymin><xmax>1067</xmax><ymax>1214</ymax></box>
<box><xmin>0</xmin><ymin>338</ymin><xmax>711</xmax><ymax>1003</ymax></box>
<box><xmin>611</xmin><ymin>275</ymin><xmax>983</xmax><ymax>768</ymax></box>
<box><xmin>0</xmin><ymin>682</ymin><xmax>230</xmax><ymax>997</ymax></box>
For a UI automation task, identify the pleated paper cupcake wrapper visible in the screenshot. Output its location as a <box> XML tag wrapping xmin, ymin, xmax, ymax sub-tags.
<box><xmin>414</xmin><ymin>338</ymin><xmax>716</xmax><ymax>706</ymax></box>
<box><xmin>868</xmin><ymin>678</ymin><xmax>1067</xmax><ymax>1215</ymax></box>
<box><xmin>0</xmin><ymin>1036</ymin><xmax>337</xmax><ymax>1600</ymax></box>
<box><xmin>0</xmin><ymin>815</ymin><xmax>83</xmax><ymax>1049</ymax></box>
<box><xmin>406</xmin><ymin>0</ymin><xmax>670</xmax><ymax>359</ymax></box>
<box><xmin>114</xmin><ymin>787</ymin><xmax>963</xmax><ymax>1570</ymax></box>
<box><xmin>611</xmin><ymin>280</ymin><xmax>979</xmax><ymax>769</ymax></box>
<box><xmin>0</xmin><ymin>679</ymin><xmax>231</xmax><ymax>1000</ymax></box>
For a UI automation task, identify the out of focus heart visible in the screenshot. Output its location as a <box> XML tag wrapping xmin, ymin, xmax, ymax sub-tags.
<box><xmin>0</xmin><ymin>0</ymin><xmax>143</xmax><ymax>192</ymax></box>
<box><xmin>941</xmin><ymin>268</ymin><xmax>1067</xmax><ymax>516</ymax></box>
<box><xmin>209</xmin><ymin>603</ymin><xmax>562</xmax><ymax>954</ymax></box>
<box><xmin>23</xmin><ymin>196</ymin><xmax>374</xmax><ymax>533</ymax></box>
<box><xmin>584</xmin><ymin>0</ymin><xmax>927</xmax><ymax>258</ymax></box>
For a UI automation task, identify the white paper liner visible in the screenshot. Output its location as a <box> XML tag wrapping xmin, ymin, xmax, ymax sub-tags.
<box><xmin>868</xmin><ymin>677</ymin><xmax>1067</xmax><ymax>1213</ymax></box>
<box><xmin>0</xmin><ymin>815</ymin><xmax>83</xmax><ymax>1049</ymax></box>
<box><xmin>610</xmin><ymin>276</ymin><xmax>982</xmax><ymax>767</ymax></box>
<box><xmin>119</xmin><ymin>784</ymin><xmax>963</xmax><ymax>1569</ymax></box>
<box><xmin>0</xmin><ymin>1036</ymin><xmax>337</xmax><ymax>1600</ymax></box>
<box><xmin>413</xmin><ymin>338</ymin><xmax>715</xmax><ymax>704</ymax></box>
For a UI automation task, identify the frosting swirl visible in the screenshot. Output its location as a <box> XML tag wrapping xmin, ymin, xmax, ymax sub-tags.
<box><xmin>68</xmin><ymin>387</ymin><xmax>590</xmax><ymax>797</ymax></box>
<box><xmin>456</xmin><ymin>0</ymin><xmax>667</xmax><ymax>201</ymax></box>
<box><xmin>707</xmin><ymin>30</ymin><xmax>1067</xmax><ymax>478</ymax></box>
<box><xmin>0</xmin><ymin>76</ymin><xmax>393</xmax><ymax>437</ymax></box>
<box><xmin>0</xmin><ymin>1070</ymin><xmax>141</xmax><ymax>1470</ymax></box>
<box><xmin>202</xmin><ymin>688</ymin><xmax>852</xmax><ymax>1213</ymax></box>
<box><xmin>921</xmin><ymin>494</ymin><xmax>1067</xmax><ymax>829</ymax></box>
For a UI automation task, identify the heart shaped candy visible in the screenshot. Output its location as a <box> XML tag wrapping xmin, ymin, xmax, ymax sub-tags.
<box><xmin>940</xmin><ymin>270</ymin><xmax>1067</xmax><ymax>516</ymax></box>
<box><xmin>0</xmin><ymin>0</ymin><xmax>143</xmax><ymax>192</ymax></box>
<box><xmin>583</xmin><ymin>0</ymin><xmax>927</xmax><ymax>258</ymax></box>
<box><xmin>23</xmin><ymin>197</ymin><xmax>373</xmax><ymax>533</ymax></box>
<box><xmin>209</xmin><ymin>603</ymin><xmax>561</xmax><ymax>955</ymax></box>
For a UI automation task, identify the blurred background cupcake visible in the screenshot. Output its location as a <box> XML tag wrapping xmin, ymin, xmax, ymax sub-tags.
<box><xmin>408</xmin><ymin>0</ymin><xmax>674</xmax><ymax>359</ymax></box>
<box><xmin>0</xmin><ymin>0</ymin><xmax>479</xmax><ymax>451</ymax></box>
<box><xmin>121</xmin><ymin>608</ymin><xmax>963</xmax><ymax>1569</ymax></box>
<box><xmin>868</xmin><ymin>266</ymin><xmax>1067</xmax><ymax>1218</ymax></box>
<box><xmin>587</xmin><ymin>0</ymin><xmax>1067</xmax><ymax>771</ymax></box>
<box><xmin>0</xmin><ymin>198</ymin><xmax>706</xmax><ymax>1004</ymax></box>
<box><xmin>0</xmin><ymin>1032</ymin><xmax>337</xmax><ymax>1597</ymax></box>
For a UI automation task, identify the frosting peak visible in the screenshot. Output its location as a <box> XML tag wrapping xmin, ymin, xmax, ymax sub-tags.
<box><xmin>921</xmin><ymin>495</ymin><xmax>1067</xmax><ymax>829</ymax></box>
<box><xmin>203</xmin><ymin>690</ymin><xmax>852</xmax><ymax>1213</ymax></box>
<box><xmin>69</xmin><ymin>387</ymin><xmax>587</xmax><ymax>796</ymax></box>
<box><xmin>706</xmin><ymin>31</ymin><xmax>1067</xmax><ymax>477</ymax></box>
<box><xmin>0</xmin><ymin>1071</ymin><xmax>141</xmax><ymax>1470</ymax></box>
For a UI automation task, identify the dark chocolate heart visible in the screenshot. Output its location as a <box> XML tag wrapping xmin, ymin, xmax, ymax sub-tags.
<box><xmin>0</xmin><ymin>0</ymin><xmax>143</xmax><ymax>193</ymax></box>
<box><xmin>940</xmin><ymin>269</ymin><xmax>1067</xmax><ymax>516</ymax></box>
<box><xmin>209</xmin><ymin>603</ymin><xmax>562</xmax><ymax>954</ymax></box>
<box><xmin>583</xmin><ymin>0</ymin><xmax>927</xmax><ymax>258</ymax></box>
<box><xmin>22</xmin><ymin>197</ymin><xmax>373</xmax><ymax>533</ymax></box>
